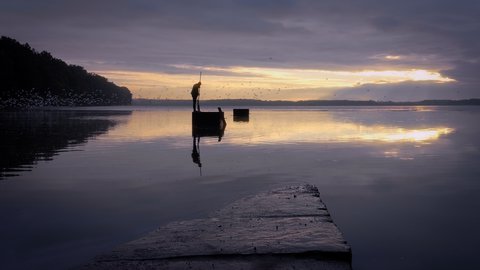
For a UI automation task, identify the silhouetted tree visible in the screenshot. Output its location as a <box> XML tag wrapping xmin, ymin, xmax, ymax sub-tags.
<box><xmin>0</xmin><ymin>36</ymin><xmax>132</xmax><ymax>108</ymax></box>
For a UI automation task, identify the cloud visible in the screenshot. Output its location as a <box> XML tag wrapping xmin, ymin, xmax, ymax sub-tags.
<box><xmin>1</xmin><ymin>0</ymin><xmax>479</xmax><ymax>99</ymax></box>
<box><xmin>443</xmin><ymin>60</ymin><xmax>480</xmax><ymax>84</ymax></box>
<box><xmin>331</xmin><ymin>80</ymin><xmax>475</xmax><ymax>101</ymax></box>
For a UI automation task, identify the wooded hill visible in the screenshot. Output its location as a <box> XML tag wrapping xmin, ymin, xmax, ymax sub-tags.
<box><xmin>0</xmin><ymin>36</ymin><xmax>132</xmax><ymax>108</ymax></box>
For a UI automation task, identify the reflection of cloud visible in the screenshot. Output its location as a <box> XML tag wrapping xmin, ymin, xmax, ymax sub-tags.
<box><xmin>104</xmin><ymin>110</ymin><xmax>454</xmax><ymax>145</ymax></box>
<box><xmin>347</xmin><ymin>128</ymin><xmax>453</xmax><ymax>143</ymax></box>
<box><xmin>226</xmin><ymin>112</ymin><xmax>453</xmax><ymax>145</ymax></box>
<box><xmin>106</xmin><ymin>111</ymin><xmax>191</xmax><ymax>141</ymax></box>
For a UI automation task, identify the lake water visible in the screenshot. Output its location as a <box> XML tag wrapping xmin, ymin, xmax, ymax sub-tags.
<box><xmin>1</xmin><ymin>106</ymin><xmax>479</xmax><ymax>270</ymax></box>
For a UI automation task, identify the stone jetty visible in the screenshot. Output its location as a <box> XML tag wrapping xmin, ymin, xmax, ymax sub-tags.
<box><xmin>82</xmin><ymin>185</ymin><xmax>351</xmax><ymax>269</ymax></box>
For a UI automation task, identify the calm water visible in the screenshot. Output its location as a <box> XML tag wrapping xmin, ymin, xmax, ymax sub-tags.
<box><xmin>1</xmin><ymin>106</ymin><xmax>480</xmax><ymax>270</ymax></box>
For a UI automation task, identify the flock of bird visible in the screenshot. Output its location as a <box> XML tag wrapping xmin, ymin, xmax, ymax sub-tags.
<box><xmin>0</xmin><ymin>89</ymin><xmax>120</xmax><ymax>109</ymax></box>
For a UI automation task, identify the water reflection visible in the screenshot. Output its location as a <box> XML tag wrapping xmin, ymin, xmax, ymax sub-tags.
<box><xmin>106</xmin><ymin>110</ymin><xmax>191</xmax><ymax>141</ymax></box>
<box><xmin>352</xmin><ymin>127</ymin><xmax>453</xmax><ymax>142</ymax></box>
<box><xmin>0</xmin><ymin>110</ymin><xmax>130</xmax><ymax>179</ymax></box>
<box><xmin>107</xmin><ymin>110</ymin><xmax>453</xmax><ymax>145</ymax></box>
<box><xmin>233</xmin><ymin>115</ymin><xmax>249</xmax><ymax>122</ymax></box>
<box><xmin>226</xmin><ymin>111</ymin><xmax>454</xmax><ymax>145</ymax></box>
<box><xmin>191</xmin><ymin>116</ymin><xmax>226</xmax><ymax>173</ymax></box>
<box><xmin>0</xmin><ymin>109</ymin><xmax>454</xmax><ymax>179</ymax></box>
<box><xmin>0</xmin><ymin>106</ymin><xmax>475</xmax><ymax>270</ymax></box>
<box><xmin>191</xmin><ymin>136</ymin><xmax>202</xmax><ymax>170</ymax></box>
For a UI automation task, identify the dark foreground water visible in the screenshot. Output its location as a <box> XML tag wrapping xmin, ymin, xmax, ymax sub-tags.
<box><xmin>1</xmin><ymin>106</ymin><xmax>479</xmax><ymax>270</ymax></box>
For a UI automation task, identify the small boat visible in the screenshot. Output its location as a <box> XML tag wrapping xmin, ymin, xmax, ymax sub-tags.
<box><xmin>192</xmin><ymin>107</ymin><xmax>226</xmax><ymax>137</ymax></box>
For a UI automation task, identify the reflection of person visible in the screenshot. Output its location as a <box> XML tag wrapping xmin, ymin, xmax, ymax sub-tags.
<box><xmin>191</xmin><ymin>136</ymin><xmax>202</xmax><ymax>168</ymax></box>
<box><xmin>191</xmin><ymin>82</ymin><xmax>201</xmax><ymax>112</ymax></box>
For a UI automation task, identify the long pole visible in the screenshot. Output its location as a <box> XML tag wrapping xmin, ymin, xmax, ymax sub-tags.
<box><xmin>198</xmin><ymin>137</ymin><xmax>202</xmax><ymax>176</ymax></box>
<box><xmin>198</xmin><ymin>72</ymin><xmax>202</xmax><ymax>111</ymax></box>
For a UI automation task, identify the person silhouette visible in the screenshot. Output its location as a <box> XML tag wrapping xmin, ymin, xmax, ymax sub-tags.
<box><xmin>191</xmin><ymin>82</ymin><xmax>201</xmax><ymax>112</ymax></box>
<box><xmin>191</xmin><ymin>136</ymin><xmax>202</xmax><ymax>169</ymax></box>
<box><xmin>217</xmin><ymin>107</ymin><xmax>226</xmax><ymax>141</ymax></box>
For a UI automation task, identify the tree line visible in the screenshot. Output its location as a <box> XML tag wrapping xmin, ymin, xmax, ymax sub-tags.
<box><xmin>0</xmin><ymin>36</ymin><xmax>132</xmax><ymax>108</ymax></box>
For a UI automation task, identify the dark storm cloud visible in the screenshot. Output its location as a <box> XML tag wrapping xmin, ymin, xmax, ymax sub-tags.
<box><xmin>1</xmin><ymin>0</ymin><xmax>479</xmax><ymax>98</ymax></box>
<box><xmin>0</xmin><ymin>0</ymin><xmax>306</xmax><ymax>34</ymax></box>
<box><xmin>443</xmin><ymin>61</ymin><xmax>480</xmax><ymax>84</ymax></box>
<box><xmin>333</xmin><ymin>81</ymin><xmax>475</xmax><ymax>102</ymax></box>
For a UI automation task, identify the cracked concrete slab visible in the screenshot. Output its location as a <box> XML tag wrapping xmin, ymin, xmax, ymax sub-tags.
<box><xmin>82</xmin><ymin>185</ymin><xmax>351</xmax><ymax>270</ymax></box>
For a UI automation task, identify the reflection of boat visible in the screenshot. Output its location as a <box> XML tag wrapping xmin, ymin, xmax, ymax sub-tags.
<box><xmin>233</xmin><ymin>115</ymin><xmax>249</xmax><ymax>122</ymax></box>
<box><xmin>191</xmin><ymin>108</ymin><xmax>227</xmax><ymax>173</ymax></box>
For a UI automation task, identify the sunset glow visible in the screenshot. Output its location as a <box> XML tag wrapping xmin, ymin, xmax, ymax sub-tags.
<box><xmin>97</xmin><ymin>66</ymin><xmax>454</xmax><ymax>100</ymax></box>
<box><xmin>385</xmin><ymin>55</ymin><xmax>402</xmax><ymax>60</ymax></box>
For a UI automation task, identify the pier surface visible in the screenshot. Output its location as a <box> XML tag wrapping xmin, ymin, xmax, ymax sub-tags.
<box><xmin>83</xmin><ymin>185</ymin><xmax>351</xmax><ymax>269</ymax></box>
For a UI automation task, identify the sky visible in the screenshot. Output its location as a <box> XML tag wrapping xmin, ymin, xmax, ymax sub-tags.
<box><xmin>1</xmin><ymin>0</ymin><xmax>479</xmax><ymax>101</ymax></box>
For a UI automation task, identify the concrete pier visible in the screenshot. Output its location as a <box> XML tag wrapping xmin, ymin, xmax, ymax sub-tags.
<box><xmin>82</xmin><ymin>185</ymin><xmax>351</xmax><ymax>269</ymax></box>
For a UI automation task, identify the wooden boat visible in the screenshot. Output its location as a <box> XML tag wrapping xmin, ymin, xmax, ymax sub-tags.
<box><xmin>192</xmin><ymin>108</ymin><xmax>226</xmax><ymax>138</ymax></box>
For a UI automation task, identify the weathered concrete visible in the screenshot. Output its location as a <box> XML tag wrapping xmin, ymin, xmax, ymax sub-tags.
<box><xmin>82</xmin><ymin>185</ymin><xmax>351</xmax><ymax>269</ymax></box>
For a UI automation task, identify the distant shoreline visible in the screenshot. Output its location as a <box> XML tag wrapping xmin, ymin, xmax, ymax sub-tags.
<box><xmin>133</xmin><ymin>98</ymin><xmax>480</xmax><ymax>107</ymax></box>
